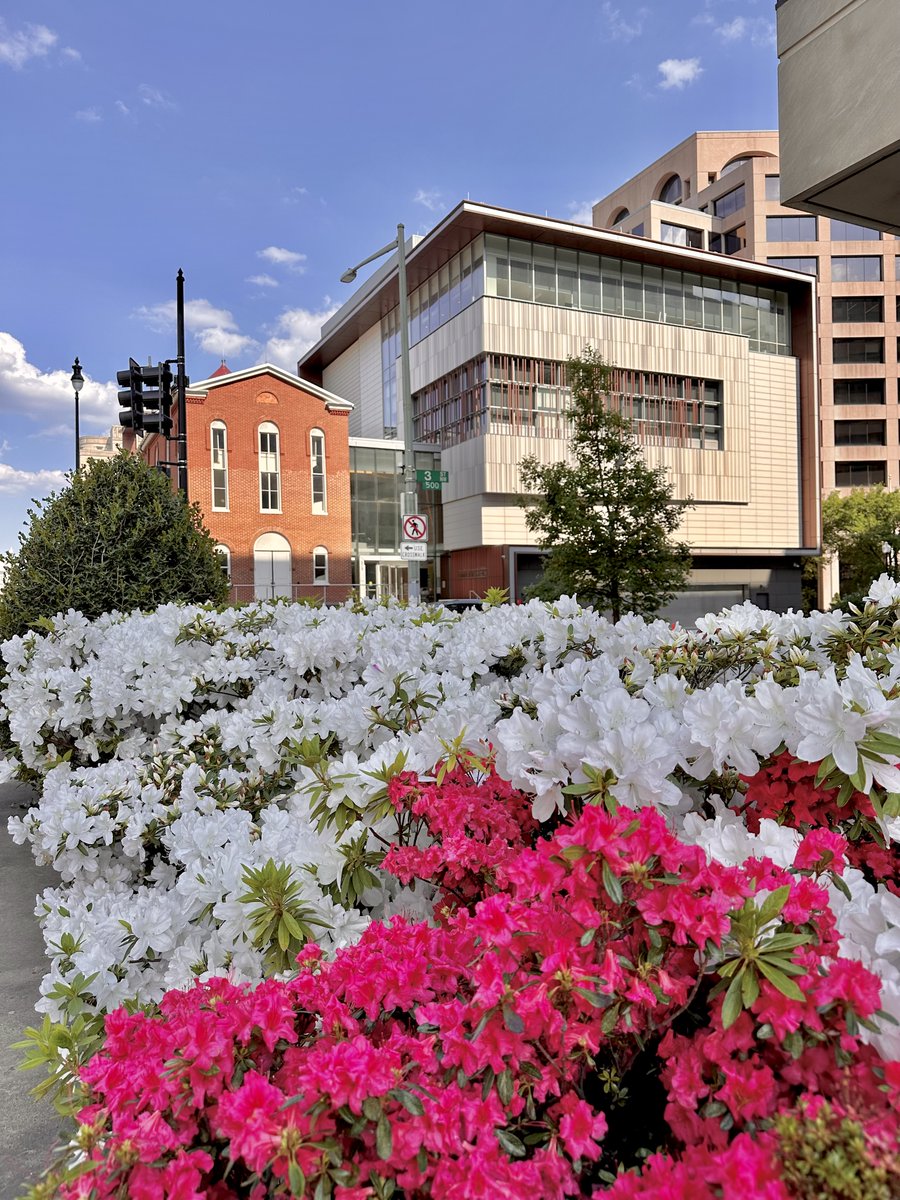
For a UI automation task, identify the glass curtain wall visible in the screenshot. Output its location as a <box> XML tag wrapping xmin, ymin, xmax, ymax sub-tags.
<box><xmin>350</xmin><ymin>446</ymin><xmax>443</xmax><ymax>555</ymax></box>
<box><xmin>482</xmin><ymin>235</ymin><xmax>791</xmax><ymax>354</ymax></box>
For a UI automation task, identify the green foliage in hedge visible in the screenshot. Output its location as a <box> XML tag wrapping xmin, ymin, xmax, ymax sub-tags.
<box><xmin>0</xmin><ymin>453</ymin><xmax>228</xmax><ymax>641</ymax></box>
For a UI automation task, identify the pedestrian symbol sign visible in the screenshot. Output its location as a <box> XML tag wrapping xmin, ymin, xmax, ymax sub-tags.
<box><xmin>401</xmin><ymin>513</ymin><xmax>428</xmax><ymax>542</ymax></box>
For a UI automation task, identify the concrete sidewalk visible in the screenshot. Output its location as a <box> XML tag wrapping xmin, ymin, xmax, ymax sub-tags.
<box><xmin>0</xmin><ymin>780</ymin><xmax>68</xmax><ymax>1200</ymax></box>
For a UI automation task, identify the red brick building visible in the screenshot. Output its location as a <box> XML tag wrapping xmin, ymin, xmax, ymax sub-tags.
<box><xmin>142</xmin><ymin>363</ymin><xmax>354</xmax><ymax>603</ymax></box>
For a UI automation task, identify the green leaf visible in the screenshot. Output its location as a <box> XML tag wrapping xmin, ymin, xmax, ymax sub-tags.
<box><xmin>756</xmin><ymin>885</ymin><xmax>790</xmax><ymax>927</ymax></box>
<box><xmin>574</xmin><ymin>986</ymin><xmax>612</xmax><ymax>1009</ymax></box>
<box><xmin>375</xmin><ymin>1113</ymin><xmax>393</xmax><ymax>1160</ymax></box>
<box><xmin>721</xmin><ymin>971</ymin><xmax>745</xmax><ymax>1029</ymax></box>
<box><xmin>496</xmin><ymin>1068</ymin><xmax>514</xmax><ymax>1105</ymax></box>
<box><xmin>601</xmin><ymin>858</ymin><xmax>623</xmax><ymax>905</ymax></box>
<box><xmin>756</xmin><ymin>958</ymin><xmax>805</xmax><ymax>1000</ymax></box>
<box><xmin>288</xmin><ymin>1161</ymin><xmax>306</xmax><ymax>1195</ymax></box>
<box><xmin>495</xmin><ymin>1127</ymin><xmax>527</xmax><ymax>1158</ymax></box>
<box><xmin>502</xmin><ymin>1004</ymin><xmax>524</xmax><ymax>1034</ymax></box>
<box><xmin>740</xmin><ymin>967</ymin><xmax>760</xmax><ymax>1008</ymax></box>
<box><xmin>390</xmin><ymin>1088</ymin><xmax>425</xmax><ymax>1117</ymax></box>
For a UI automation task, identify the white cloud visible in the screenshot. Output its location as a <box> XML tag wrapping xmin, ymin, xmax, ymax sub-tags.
<box><xmin>0</xmin><ymin>21</ymin><xmax>57</xmax><ymax>69</ymax></box>
<box><xmin>716</xmin><ymin>16</ymin><xmax>747</xmax><ymax>40</ymax></box>
<box><xmin>196</xmin><ymin>328</ymin><xmax>258</xmax><ymax>357</ymax></box>
<box><xmin>61</xmin><ymin>47</ymin><xmax>81</xmax><ymax>62</ymax></box>
<box><xmin>658</xmin><ymin>58</ymin><xmax>703</xmax><ymax>89</ymax></box>
<box><xmin>257</xmin><ymin>245</ymin><xmax>307</xmax><ymax>271</ymax></box>
<box><xmin>246</xmin><ymin>274</ymin><xmax>279</xmax><ymax>288</ymax></box>
<box><xmin>138</xmin><ymin>84</ymin><xmax>175</xmax><ymax>110</ymax></box>
<box><xmin>715</xmin><ymin>15</ymin><xmax>775</xmax><ymax>45</ymax></box>
<box><xmin>567</xmin><ymin>199</ymin><xmax>598</xmax><ymax>226</ymax></box>
<box><xmin>135</xmin><ymin>300</ymin><xmax>259</xmax><ymax>360</ymax></box>
<box><xmin>0</xmin><ymin>462</ymin><xmax>68</xmax><ymax>496</ymax></box>
<box><xmin>282</xmin><ymin>186</ymin><xmax>308</xmax><ymax>205</ymax></box>
<box><xmin>75</xmin><ymin>107</ymin><xmax>102</xmax><ymax>123</ymax></box>
<box><xmin>114</xmin><ymin>99</ymin><xmax>130</xmax><ymax>116</ymax></box>
<box><xmin>0</xmin><ymin>333</ymin><xmax>117</xmax><ymax>432</ymax></box>
<box><xmin>413</xmin><ymin>189</ymin><xmax>444</xmax><ymax>213</ymax></box>
<box><xmin>600</xmin><ymin>2</ymin><xmax>648</xmax><ymax>41</ymax></box>
<box><xmin>261</xmin><ymin>303</ymin><xmax>340</xmax><ymax>371</ymax></box>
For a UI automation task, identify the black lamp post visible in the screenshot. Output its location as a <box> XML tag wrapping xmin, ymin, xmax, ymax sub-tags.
<box><xmin>71</xmin><ymin>357</ymin><xmax>84</xmax><ymax>471</ymax></box>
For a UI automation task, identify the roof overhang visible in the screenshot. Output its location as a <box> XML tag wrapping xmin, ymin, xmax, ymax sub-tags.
<box><xmin>299</xmin><ymin>200</ymin><xmax>817</xmax><ymax>376</ymax></box>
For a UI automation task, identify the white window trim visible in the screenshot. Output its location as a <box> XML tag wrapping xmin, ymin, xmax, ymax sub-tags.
<box><xmin>259</xmin><ymin>422</ymin><xmax>282</xmax><ymax>514</ymax></box>
<box><xmin>310</xmin><ymin>428</ymin><xmax>327</xmax><ymax>515</ymax></box>
<box><xmin>214</xmin><ymin>544</ymin><xmax>231</xmax><ymax>584</ymax></box>
<box><xmin>313</xmin><ymin>545</ymin><xmax>329</xmax><ymax>584</ymax></box>
<box><xmin>211</xmin><ymin>422</ymin><xmax>229</xmax><ymax>511</ymax></box>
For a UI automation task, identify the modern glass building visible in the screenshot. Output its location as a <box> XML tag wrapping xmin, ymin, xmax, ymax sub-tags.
<box><xmin>300</xmin><ymin>201</ymin><xmax>819</xmax><ymax>615</ymax></box>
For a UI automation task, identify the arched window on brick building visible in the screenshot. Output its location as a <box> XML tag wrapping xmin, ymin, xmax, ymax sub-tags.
<box><xmin>310</xmin><ymin>428</ymin><xmax>326</xmax><ymax>513</ymax></box>
<box><xmin>259</xmin><ymin>422</ymin><xmax>281</xmax><ymax>512</ymax></box>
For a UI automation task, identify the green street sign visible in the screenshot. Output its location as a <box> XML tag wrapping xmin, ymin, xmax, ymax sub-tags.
<box><xmin>416</xmin><ymin>469</ymin><xmax>449</xmax><ymax>487</ymax></box>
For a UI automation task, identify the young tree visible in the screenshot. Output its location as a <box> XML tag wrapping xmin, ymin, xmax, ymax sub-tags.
<box><xmin>820</xmin><ymin>485</ymin><xmax>900</xmax><ymax>605</ymax></box>
<box><xmin>520</xmin><ymin>349</ymin><xmax>692</xmax><ymax>621</ymax></box>
<box><xmin>0</xmin><ymin>452</ymin><xmax>229</xmax><ymax>641</ymax></box>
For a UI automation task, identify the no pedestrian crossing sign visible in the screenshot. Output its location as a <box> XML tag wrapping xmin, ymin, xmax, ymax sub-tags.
<box><xmin>400</xmin><ymin>541</ymin><xmax>428</xmax><ymax>560</ymax></box>
<box><xmin>401</xmin><ymin>513</ymin><xmax>428</xmax><ymax>542</ymax></box>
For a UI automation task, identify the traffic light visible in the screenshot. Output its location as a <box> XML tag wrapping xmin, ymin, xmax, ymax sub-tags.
<box><xmin>116</xmin><ymin>357</ymin><xmax>144</xmax><ymax>431</ymax></box>
<box><xmin>116</xmin><ymin>358</ymin><xmax>186</xmax><ymax>438</ymax></box>
<box><xmin>139</xmin><ymin>363</ymin><xmax>163</xmax><ymax>435</ymax></box>
<box><xmin>160</xmin><ymin>361</ymin><xmax>173</xmax><ymax>437</ymax></box>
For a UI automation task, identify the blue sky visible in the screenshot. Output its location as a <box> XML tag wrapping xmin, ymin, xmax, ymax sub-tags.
<box><xmin>0</xmin><ymin>0</ymin><xmax>779</xmax><ymax>552</ymax></box>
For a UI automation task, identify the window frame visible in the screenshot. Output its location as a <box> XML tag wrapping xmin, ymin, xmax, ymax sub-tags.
<box><xmin>214</xmin><ymin>543</ymin><xmax>231</xmax><ymax>584</ymax></box>
<box><xmin>831</xmin><ymin>255</ymin><xmax>883</xmax><ymax>283</ymax></box>
<box><xmin>312</xmin><ymin>546</ymin><xmax>329</xmax><ymax>584</ymax></box>
<box><xmin>832</xmin><ymin>337</ymin><xmax>884</xmax><ymax>364</ymax></box>
<box><xmin>210</xmin><ymin>421</ymin><xmax>229</xmax><ymax>511</ymax></box>
<box><xmin>765</xmin><ymin>214</ymin><xmax>818</xmax><ymax>241</ymax></box>
<box><xmin>310</xmin><ymin>428</ymin><xmax>327</xmax><ymax>514</ymax></box>
<box><xmin>258</xmin><ymin>421</ymin><xmax>282</xmax><ymax>513</ymax></box>
<box><xmin>834</xmin><ymin>461</ymin><xmax>887</xmax><ymax>488</ymax></box>
<box><xmin>834</xmin><ymin>419</ymin><xmax>886</xmax><ymax>447</ymax></box>
<box><xmin>832</xmin><ymin>296</ymin><xmax>884</xmax><ymax>323</ymax></box>
<box><xmin>833</xmin><ymin>378</ymin><xmax>886</xmax><ymax>405</ymax></box>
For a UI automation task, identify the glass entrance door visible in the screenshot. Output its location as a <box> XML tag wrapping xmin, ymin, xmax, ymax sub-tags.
<box><xmin>378</xmin><ymin>561</ymin><xmax>407</xmax><ymax>601</ymax></box>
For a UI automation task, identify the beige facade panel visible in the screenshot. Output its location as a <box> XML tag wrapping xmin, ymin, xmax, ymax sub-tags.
<box><xmin>324</xmin><ymin>324</ymin><xmax>382</xmax><ymax>438</ymax></box>
<box><xmin>408</xmin><ymin>301</ymin><xmax>485</xmax><ymax>396</ymax></box>
<box><xmin>440</xmin><ymin>493</ymin><xmax>488</xmax><ymax>551</ymax></box>
<box><xmin>777</xmin><ymin>0</ymin><xmax>900</xmax><ymax>235</ymax></box>
<box><xmin>594</xmin><ymin>132</ymin><xmax>779</xmax><ymax>232</ymax></box>
<box><xmin>481</xmin><ymin>296</ymin><xmax>757</xmax><ymax>506</ymax></box>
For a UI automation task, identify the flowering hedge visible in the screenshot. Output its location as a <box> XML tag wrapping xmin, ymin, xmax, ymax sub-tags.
<box><xmin>25</xmin><ymin>765</ymin><xmax>900</xmax><ymax>1197</ymax></box>
<box><xmin>4</xmin><ymin>584</ymin><xmax>900</xmax><ymax>1194</ymax></box>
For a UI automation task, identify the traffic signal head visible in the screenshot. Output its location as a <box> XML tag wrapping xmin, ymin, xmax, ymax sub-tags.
<box><xmin>116</xmin><ymin>357</ymin><xmax>144</xmax><ymax>430</ymax></box>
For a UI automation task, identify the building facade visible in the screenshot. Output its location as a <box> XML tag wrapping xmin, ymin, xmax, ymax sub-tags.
<box><xmin>777</xmin><ymin>0</ymin><xmax>900</xmax><ymax>236</ymax></box>
<box><xmin>594</xmin><ymin>132</ymin><xmax>900</xmax><ymax>600</ymax></box>
<box><xmin>141</xmin><ymin>364</ymin><xmax>355</xmax><ymax>604</ymax></box>
<box><xmin>300</xmin><ymin>201</ymin><xmax>819</xmax><ymax>615</ymax></box>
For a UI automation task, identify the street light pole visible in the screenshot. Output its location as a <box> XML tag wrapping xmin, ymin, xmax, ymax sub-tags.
<box><xmin>341</xmin><ymin>223</ymin><xmax>420</xmax><ymax>603</ymax></box>
<box><xmin>70</xmin><ymin>357</ymin><xmax>84</xmax><ymax>472</ymax></box>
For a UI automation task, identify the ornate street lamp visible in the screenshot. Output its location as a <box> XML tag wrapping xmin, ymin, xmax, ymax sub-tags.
<box><xmin>71</xmin><ymin>357</ymin><xmax>84</xmax><ymax>471</ymax></box>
